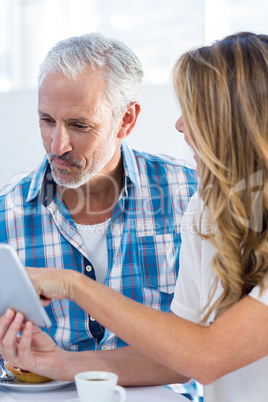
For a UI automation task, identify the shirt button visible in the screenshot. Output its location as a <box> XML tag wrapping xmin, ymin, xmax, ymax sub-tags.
<box><xmin>86</xmin><ymin>265</ymin><xmax>92</xmax><ymax>272</ymax></box>
<box><xmin>101</xmin><ymin>345</ymin><xmax>108</xmax><ymax>350</ymax></box>
<box><xmin>90</xmin><ymin>316</ymin><xmax>95</xmax><ymax>321</ymax></box>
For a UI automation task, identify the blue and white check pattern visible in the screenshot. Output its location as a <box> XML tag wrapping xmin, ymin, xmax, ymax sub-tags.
<box><xmin>0</xmin><ymin>141</ymin><xmax>200</xmax><ymax>400</ymax></box>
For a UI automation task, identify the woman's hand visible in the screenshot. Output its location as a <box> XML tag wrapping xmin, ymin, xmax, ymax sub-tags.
<box><xmin>0</xmin><ymin>309</ymin><xmax>68</xmax><ymax>380</ymax></box>
<box><xmin>26</xmin><ymin>268</ymin><xmax>77</xmax><ymax>306</ymax></box>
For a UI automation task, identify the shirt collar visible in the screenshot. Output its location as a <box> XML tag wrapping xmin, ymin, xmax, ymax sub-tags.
<box><xmin>26</xmin><ymin>156</ymin><xmax>56</xmax><ymax>205</ymax></box>
<box><xmin>121</xmin><ymin>141</ymin><xmax>141</xmax><ymax>190</ymax></box>
<box><xmin>26</xmin><ymin>141</ymin><xmax>140</xmax><ymax>206</ymax></box>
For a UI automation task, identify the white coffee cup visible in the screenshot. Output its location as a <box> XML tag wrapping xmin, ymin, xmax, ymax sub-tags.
<box><xmin>74</xmin><ymin>371</ymin><xmax>126</xmax><ymax>402</ymax></box>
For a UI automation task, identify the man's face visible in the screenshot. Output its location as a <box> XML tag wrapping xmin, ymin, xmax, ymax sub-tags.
<box><xmin>38</xmin><ymin>72</ymin><xmax>120</xmax><ymax>188</ymax></box>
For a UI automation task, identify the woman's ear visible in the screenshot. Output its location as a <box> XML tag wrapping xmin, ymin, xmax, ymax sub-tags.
<box><xmin>117</xmin><ymin>102</ymin><xmax>141</xmax><ymax>139</ymax></box>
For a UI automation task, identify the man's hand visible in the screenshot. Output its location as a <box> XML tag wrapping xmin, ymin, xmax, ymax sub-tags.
<box><xmin>0</xmin><ymin>309</ymin><xmax>67</xmax><ymax>380</ymax></box>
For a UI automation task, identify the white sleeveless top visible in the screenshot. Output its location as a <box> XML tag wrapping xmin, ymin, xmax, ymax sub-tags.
<box><xmin>171</xmin><ymin>193</ymin><xmax>268</xmax><ymax>402</ymax></box>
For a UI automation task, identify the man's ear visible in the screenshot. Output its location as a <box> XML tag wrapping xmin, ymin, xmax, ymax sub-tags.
<box><xmin>117</xmin><ymin>102</ymin><xmax>141</xmax><ymax>139</ymax></box>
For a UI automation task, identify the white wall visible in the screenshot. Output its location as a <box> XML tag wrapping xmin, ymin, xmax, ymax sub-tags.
<box><xmin>0</xmin><ymin>85</ymin><xmax>195</xmax><ymax>189</ymax></box>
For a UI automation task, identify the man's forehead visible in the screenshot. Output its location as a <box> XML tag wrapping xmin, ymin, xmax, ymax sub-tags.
<box><xmin>38</xmin><ymin>69</ymin><xmax>104</xmax><ymax>85</ymax></box>
<box><xmin>38</xmin><ymin>72</ymin><xmax>106</xmax><ymax>97</ymax></box>
<box><xmin>38</xmin><ymin>72</ymin><xmax>110</xmax><ymax>114</ymax></box>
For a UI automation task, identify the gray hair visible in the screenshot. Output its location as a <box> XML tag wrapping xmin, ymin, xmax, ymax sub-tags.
<box><xmin>38</xmin><ymin>32</ymin><xmax>143</xmax><ymax>119</ymax></box>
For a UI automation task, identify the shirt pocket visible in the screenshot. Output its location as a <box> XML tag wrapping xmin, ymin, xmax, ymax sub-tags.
<box><xmin>138</xmin><ymin>232</ymin><xmax>181</xmax><ymax>294</ymax></box>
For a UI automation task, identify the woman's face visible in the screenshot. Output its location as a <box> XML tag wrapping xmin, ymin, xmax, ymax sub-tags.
<box><xmin>175</xmin><ymin>116</ymin><xmax>201</xmax><ymax>176</ymax></box>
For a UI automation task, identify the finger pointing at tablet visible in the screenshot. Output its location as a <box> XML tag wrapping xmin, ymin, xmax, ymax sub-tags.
<box><xmin>27</xmin><ymin>268</ymin><xmax>75</xmax><ymax>302</ymax></box>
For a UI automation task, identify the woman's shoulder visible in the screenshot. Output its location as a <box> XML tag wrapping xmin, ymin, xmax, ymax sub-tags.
<box><xmin>249</xmin><ymin>278</ymin><xmax>268</xmax><ymax>306</ymax></box>
<box><xmin>182</xmin><ymin>191</ymin><xmax>203</xmax><ymax>219</ymax></box>
<box><xmin>182</xmin><ymin>191</ymin><xmax>210</xmax><ymax>230</ymax></box>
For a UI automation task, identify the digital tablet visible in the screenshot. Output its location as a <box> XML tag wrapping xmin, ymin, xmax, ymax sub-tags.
<box><xmin>0</xmin><ymin>243</ymin><xmax>52</xmax><ymax>328</ymax></box>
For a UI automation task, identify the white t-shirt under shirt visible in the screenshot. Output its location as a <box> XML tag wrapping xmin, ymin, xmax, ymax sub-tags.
<box><xmin>171</xmin><ymin>192</ymin><xmax>268</xmax><ymax>402</ymax></box>
<box><xmin>76</xmin><ymin>219</ymin><xmax>110</xmax><ymax>284</ymax></box>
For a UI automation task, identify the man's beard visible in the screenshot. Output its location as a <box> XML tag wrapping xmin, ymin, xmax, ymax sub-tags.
<box><xmin>47</xmin><ymin>132</ymin><xmax>117</xmax><ymax>189</ymax></box>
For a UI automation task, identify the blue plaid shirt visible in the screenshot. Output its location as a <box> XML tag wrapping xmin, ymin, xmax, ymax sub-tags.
<box><xmin>0</xmin><ymin>141</ymin><xmax>200</xmax><ymax>399</ymax></box>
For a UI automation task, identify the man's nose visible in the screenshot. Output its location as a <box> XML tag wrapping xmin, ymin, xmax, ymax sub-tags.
<box><xmin>50</xmin><ymin>125</ymin><xmax>72</xmax><ymax>156</ymax></box>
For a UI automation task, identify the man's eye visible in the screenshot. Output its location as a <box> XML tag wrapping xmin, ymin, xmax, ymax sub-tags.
<box><xmin>40</xmin><ymin>117</ymin><xmax>53</xmax><ymax>124</ymax></box>
<box><xmin>73</xmin><ymin>123</ymin><xmax>88</xmax><ymax>130</ymax></box>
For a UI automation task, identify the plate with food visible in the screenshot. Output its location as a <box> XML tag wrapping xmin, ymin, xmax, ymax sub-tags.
<box><xmin>0</xmin><ymin>363</ymin><xmax>72</xmax><ymax>392</ymax></box>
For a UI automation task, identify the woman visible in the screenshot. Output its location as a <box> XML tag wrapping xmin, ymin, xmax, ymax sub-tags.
<box><xmin>1</xmin><ymin>32</ymin><xmax>268</xmax><ymax>401</ymax></box>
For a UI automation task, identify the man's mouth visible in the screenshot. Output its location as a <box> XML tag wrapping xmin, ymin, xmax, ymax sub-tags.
<box><xmin>52</xmin><ymin>158</ymin><xmax>73</xmax><ymax>169</ymax></box>
<box><xmin>49</xmin><ymin>154</ymin><xmax>83</xmax><ymax>170</ymax></box>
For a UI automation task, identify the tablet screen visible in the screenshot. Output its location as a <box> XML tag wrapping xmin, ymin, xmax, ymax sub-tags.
<box><xmin>0</xmin><ymin>243</ymin><xmax>51</xmax><ymax>328</ymax></box>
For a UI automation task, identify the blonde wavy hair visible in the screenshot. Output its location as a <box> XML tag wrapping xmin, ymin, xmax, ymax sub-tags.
<box><xmin>173</xmin><ymin>32</ymin><xmax>268</xmax><ymax>322</ymax></box>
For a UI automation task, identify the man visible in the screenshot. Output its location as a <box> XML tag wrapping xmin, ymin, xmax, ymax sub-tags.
<box><xmin>0</xmin><ymin>33</ymin><xmax>199</xmax><ymax>399</ymax></box>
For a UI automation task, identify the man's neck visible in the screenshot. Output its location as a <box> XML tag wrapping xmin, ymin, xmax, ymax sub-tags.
<box><xmin>57</xmin><ymin>156</ymin><xmax>124</xmax><ymax>225</ymax></box>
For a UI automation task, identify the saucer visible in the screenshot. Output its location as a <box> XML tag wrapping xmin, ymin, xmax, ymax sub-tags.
<box><xmin>0</xmin><ymin>379</ymin><xmax>72</xmax><ymax>393</ymax></box>
<box><xmin>65</xmin><ymin>397</ymin><xmax>123</xmax><ymax>402</ymax></box>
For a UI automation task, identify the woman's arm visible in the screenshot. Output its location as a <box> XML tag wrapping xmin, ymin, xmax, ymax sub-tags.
<box><xmin>30</xmin><ymin>268</ymin><xmax>268</xmax><ymax>384</ymax></box>
<box><xmin>0</xmin><ymin>309</ymin><xmax>188</xmax><ymax>384</ymax></box>
<box><xmin>64</xmin><ymin>345</ymin><xmax>190</xmax><ymax>386</ymax></box>
<box><xmin>2</xmin><ymin>268</ymin><xmax>268</xmax><ymax>385</ymax></box>
<box><xmin>0</xmin><ymin>267</ymin><xmax>189</xmax><ymax>384</ymax></box>
<box><xmin>76</xmin><ymin>275</ymin><xmax>268</xmax><ymax>384</ymax></box>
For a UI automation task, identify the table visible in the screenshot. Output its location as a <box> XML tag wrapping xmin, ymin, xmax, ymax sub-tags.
<box><xmin>0</xmin><ymin>381</ymin><xmax>188</xmax><ymax>401</ymax></box>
